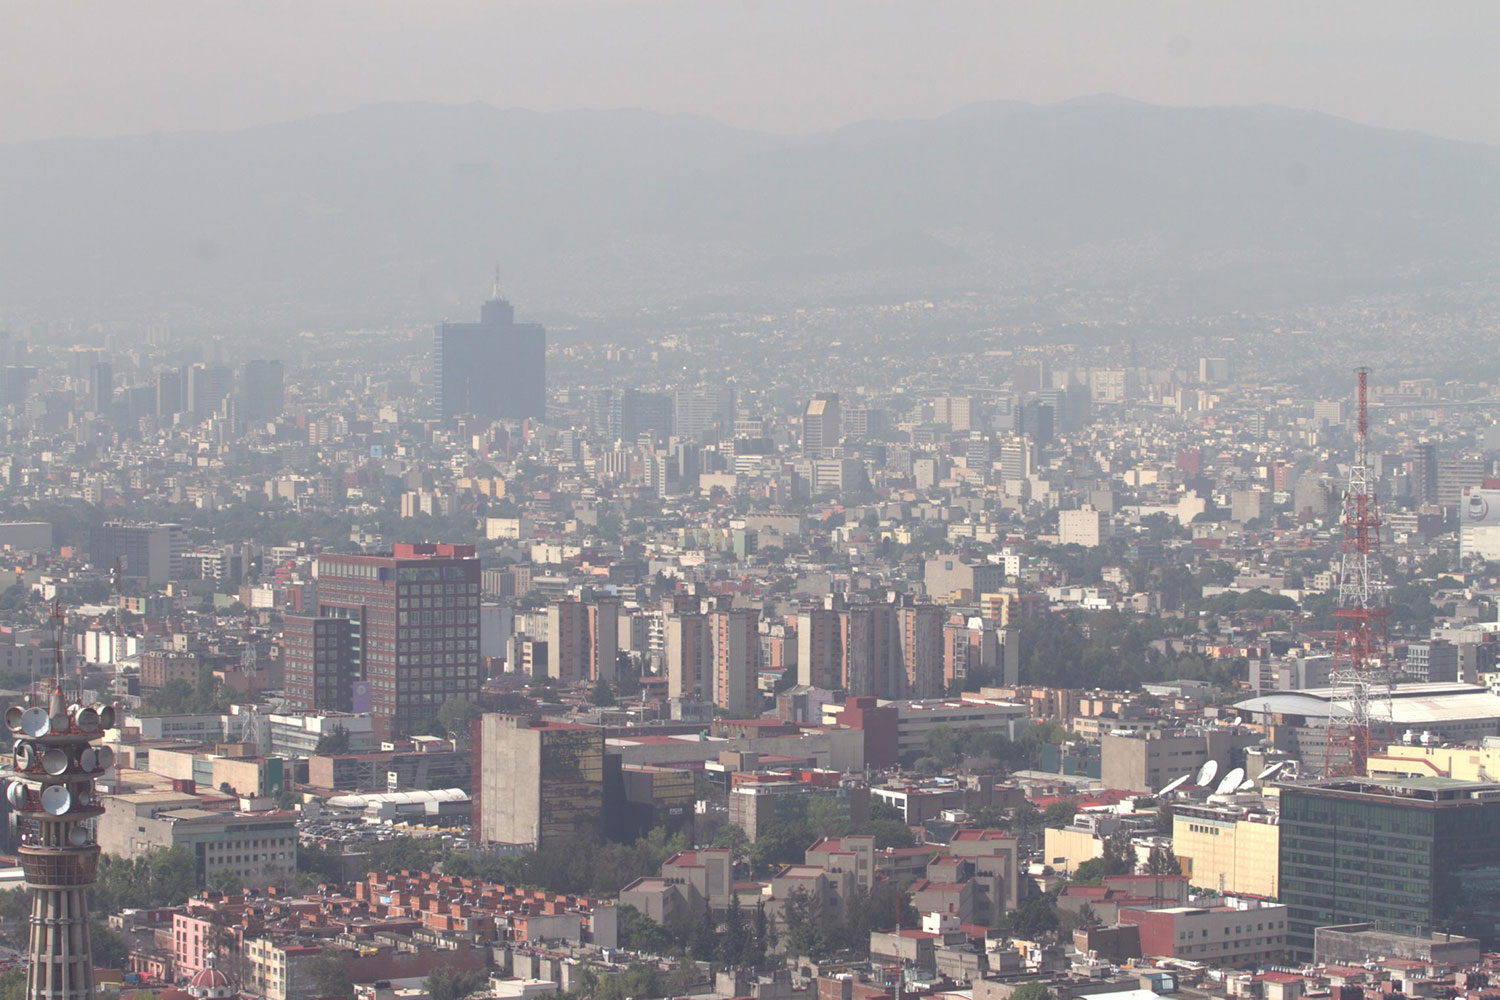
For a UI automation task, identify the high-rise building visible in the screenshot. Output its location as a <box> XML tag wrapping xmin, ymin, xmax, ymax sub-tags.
<box><xmin>239</xmin><ymin>359</ymin><xmax>285</xmax><ymax>422</ymax></box>
<box><xmin>710</xmin><ymin>608</ymin><xmax>759</xmax><ymax>716</ymax></box>
<box><xmin>434</xmin><ymin>291</ymin><xmax>545</xmax><ymax>422</ymax></box>
<box><xmin>545</xmin><ymin>599</ymin><xmax>591</xmax><ymax>686</ymax></box>
<box><xmin>1279</xmin><ymin>777</ymin><xmax>1500</xmax><ymax>959</ymax></box>
<box><xmin>803</xmin><ymin>393</ymin><xmax>841</xmax><ymax>458</ymax></box>
<box><xmin>665</xmin><ymin>611</ymin><xmax>711</xmax><ymax>703</ymax></box>
<box><xmin>474</xmin><ymin>714</ymin><xmax>604</xmax><ymax>849</ymax></box>
<box><xmin>89</xmin><ymin>522</ymin><xmax>186</xmax><ymax>585</ymax></box>
<box><xmin>588</xmin><ymin>596</ymin><xmax>620</xmax><ymax>685</ymax></box>
<box><xmin>1016</xmin><ymin>399</ymin><xmax>1054</xmax><ymax>446</ymax></box>
<box><xmin>313</xmin><ymin>543</ymin><xmax>480</xmax><ymax>736</ymax></box>
<box><xmin>283</xmin><ymin>616</ymin><xmax>356</xmax><ymax>713</ymax></box>
<box><xmin>932</xmin><ymin>395</ymin><xmax>972</xmax><ymax>432</ymax></box>
<box><xmin>1410</xmin><ymin>442</ymin><xmax>1438</xmax><ymax>505</ymax></box>
<box><xmin>897</xmin><ymin>603</ymin><xmax>945</xmax><ymax>699</ymax></box>
<box><xmin>187</xmin><ymin>363</ymin><xmax>233</xmax><ymax>419</ymax></box>
<box><xmin>621</xmin><ymin>389</ymin><xmax>673</xmax><ymax>443</ymax></box>
<box><xmin>155</xmin><ymin>369</ymin><xmax>183</xmax><ymax>419</ymax></box>
<box><xmin>89</xmin><ymin>361</ymin><xmax>113</xmax><ymax>416</ymax></box>
<box><xmin>673</xmin><ymin>386</ymin><xmax>736</xmax><ymax>442</ymax></box>
<box><xmin>796</xmin><ymin>603</ymin><xmax>843</xmax><ymax>690</ymax></box>
<box><xmin>841</xmin><ymin>603</ymin><xmax>898</xmax><ymax>698</ymax></box>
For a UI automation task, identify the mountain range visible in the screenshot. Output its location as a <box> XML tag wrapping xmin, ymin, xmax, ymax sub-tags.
<box><xmin>1</xmin><ymin>97</ymin><xmax>1496</xmax><ymax>328</ymax></box>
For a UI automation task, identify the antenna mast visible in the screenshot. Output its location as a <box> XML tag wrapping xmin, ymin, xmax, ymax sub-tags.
<box><xmin>1323</xmin><ymin>368</ymin><xmax>1391</xmax><ymax>776</ymax></box>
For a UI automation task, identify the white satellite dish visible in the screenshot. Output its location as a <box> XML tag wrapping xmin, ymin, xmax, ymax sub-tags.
<box><xmin>1159</xmin><ymin>774</ymin><xmax>1191</xmax><ymax>795</ymax></box>
<box><xmin>97</xmin><ymin>705</ymin><xmax>116</xmax><ymax>730</ymax></box>
<box><xmin>79</xmin><ymin>749</ymin><xmax>97</xmax><ymax>773</ymax></box>
<box><xmin>41</xmin><ymin>748</ymin><xmax>68</xmax><ymax>776</ymax></box>
<box><xmin>1237</xmin><ymin>779</ymin><xmax>1255</xmax><ymax>792</ymax></box>
<box><xmin>1214</xmin><ymin>766</ymin><xmax>1247</xmax><ymax>796</ymax></box>
<box><xmin>67</xmin><ymin>827</ymin><xmax>88</xmax><ymax>847</ymax></box>
<box><xmin>1257</xmin><ymin>761</ymin><xmax>1286</xmax><ymax>781</ymax></box>
<box><xmin>1195</xmin><ymin>760</ymin><xmax>1218</xmax><ymax>787</ymax></box>
<box><xmin>5</xmin><ymin>783</ymin><xmax>24</xmax><ymax>809</ymax></box>
<box><xmin>20</xmin><ymin>708</ymin><xmax>50</xmax><ymax>738</ymax></box>
<box><xmin>4</xmin><ymin>707</ymin><xmax>22</xmax><ymax>732</ymax></box>
<box><xmin>49</xmin><ymin>713</ymin><xmax>68</xmax><ymax>735</ymax></box>
<box><xmin>74</xmin><ymin>706</ymin><xmax>99</xmax><ymax>732</ymax></box>
<box><xmin>40</xmin><ymin>785</ymin><xmax>70</xmax><ymax>816</ymax></box>
<box><xmin>14</xmin><ymin>745</ymin><xmax>34</xmax><ymax>771</ymax></box>
<box><xmin>95</xmin><ymin>747</ymin><xmax>114</xmax><ymax>770</ymax></box>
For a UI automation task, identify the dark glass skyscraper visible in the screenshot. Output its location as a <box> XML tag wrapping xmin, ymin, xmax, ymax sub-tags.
<box><xmin>1279</xmin><ymin>777</ymin><xmax>1500</xmax><ymax>959</ymax></box>
<box><xmin>434</xmin><ymin>292</ymin><xmax>545</xmax><ymax>422</ymax></box>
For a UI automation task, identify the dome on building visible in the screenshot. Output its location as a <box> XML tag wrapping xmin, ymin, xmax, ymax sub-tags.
<box><xmin>187</xmin><ymin>955</ymin><xmax>233</xmax><ymax>999</ymax></box>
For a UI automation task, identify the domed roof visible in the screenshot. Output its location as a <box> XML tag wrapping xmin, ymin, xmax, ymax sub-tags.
<box><xmin>189</xmin><ymin>965</ymin><xmax>230</xmax><ymax>990</ymax></box>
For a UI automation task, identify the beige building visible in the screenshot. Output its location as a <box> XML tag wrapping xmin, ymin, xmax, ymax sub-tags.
<box><xmin>1100</xmin><ymin>729</ymin><xmax>1261</xmax><ymax>794</ymax></box>
<box><xmin>475</xmin><ymin>714</ymin><xmax>604</xmax><ymax>848</ymax></box>
<box><xmin>1172</xmin><ymin>805</ymin><xmax>1280</xmax><ymax>898</ymax></box>
<box><xmin>97</xmin><ymin>791</ymin><xmax>297</xmax><ymax>888</ymax></box>
<box><xmin>1367</xmin><ymin>742</ymin><xmax>1500</xmax><ymax>781</ymax></box>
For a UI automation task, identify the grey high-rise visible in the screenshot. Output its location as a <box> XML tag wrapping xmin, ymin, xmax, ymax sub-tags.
<box><xmin>435</xmin><ymin>291</ymin><xmax>545</xmax><ymax>422</ymax></box>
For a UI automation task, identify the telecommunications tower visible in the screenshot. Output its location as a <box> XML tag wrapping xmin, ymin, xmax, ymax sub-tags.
<box><xmin>4</xmin><ymin>603</ymin><xmax>116</xmax><ymax>1000</ymax></box>
<box><xmin>1323</xmin><ymin>367</ymin><xmax>1392</xmax><ymax>776</ymax></box>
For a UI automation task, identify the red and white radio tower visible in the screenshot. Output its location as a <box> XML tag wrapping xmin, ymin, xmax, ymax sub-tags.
<box><xmin>1324</xmin><ymin>367</ymin><xmax>1392</xmax><ymax>776</ymax></box>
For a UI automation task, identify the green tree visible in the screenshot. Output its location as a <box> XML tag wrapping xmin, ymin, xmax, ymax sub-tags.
<box><xmin>590</xmin><ymin>679</ymin><xmax>617</xmax><ymax>707</ymax></box>
<box><xmin>314</xmin><ymin>724</ymin><xmax>351</xmax><ymax>754</ymax></box>
<box><xmin>0</xmin><ymin>970</ymin><xmax>25</xmax><ymax>1000</ymax></box>
<box><xmin>306</xmin><ymin>948</ymin><xmax>354</xmax><ymax>1000</ymax></box>
<box><xmin>209</xmin><ymin>868</ymin><xmax>244</xmax><ymax>895</ymax></box>
<box><xmin>1010</xmin><ymin>983</ymin><xmax>1058</xmax><ymax>1000</ymax></box>
<box><xmin>1101</xmin><ymin>831</ymin><xmax>1135</xmax><ymax>876</ymax></box>
<box><xmin>425</xmin><ymin>968</ymin><xmax>490</xmax><ymax>1000</ymax></box>
<box><xmin>617</xmin><ymin>904</ymin><xmax>677</xmax><ymax>955</ymax></box>
<box><xmin>1142</xmin><ymin>844</ymin><xmax>1180</xmax><ymax>875</ymax></box>
<box><xmin>1043</xmin><ymin>800</ymin><xmax>1077</xmax><ymax>829</ymax></box>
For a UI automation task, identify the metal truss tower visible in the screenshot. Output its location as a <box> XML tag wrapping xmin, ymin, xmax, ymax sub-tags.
<box><xmin>1324</xmin><ymin>367</ymin><xmax>1392</xmax><ymax>776</ymax></box>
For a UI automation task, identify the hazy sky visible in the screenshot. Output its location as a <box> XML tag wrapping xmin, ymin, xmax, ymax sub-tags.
<box><xmin>3</xmin><ymin>0</ymin><xmax>1497</xmax><ymax>145</ymax></box>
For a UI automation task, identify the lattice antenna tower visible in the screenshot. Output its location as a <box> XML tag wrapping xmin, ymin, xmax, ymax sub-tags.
<box><xmin>1324</xmin><ymin>367</ymin><xmax>1392</xmax><ymax>776</ymax></box>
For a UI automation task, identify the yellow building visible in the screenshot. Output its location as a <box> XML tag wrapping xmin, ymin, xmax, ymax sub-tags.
<box><xmin>1042</xmin><ymin>826</ymin><xmax>1101</xmax><ymax>874</ymax></box>
<box><xmin>1368</xmin><ymin>743</ymin><xmax>1500</xmax><ymax>781</ymax></box>
<box><xmin>1172</xmin><ymin>805</ymin><xmax>1280</xmax><ymax>898</ymax></box>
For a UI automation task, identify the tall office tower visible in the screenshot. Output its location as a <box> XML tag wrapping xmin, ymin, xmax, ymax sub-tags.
<box><xmin>710</xmin><ymin>608</ymin><xmax>759</xmax><ymax>716</ymax></box>
<box><xmin>932</xmin><ymin>395</ymin><xmax>972</xmax><ymax>432</ymax></box>
<box><xmin>673</xmin><ymin>386</ymin><xmax>736</xmax><ymax>442</ymax></box>
<box><xmin>88</xmin><ymin>361</ymin><xmax>112</xmax><ymax>415</ymax></box>
<box><xmin>803</xmin><ymin>393</ymin><xmax>841</xmax><ymax>458</ymax></box>
<box><xmin>475</xmin><ymin>714</ymin><xmax>604</xmax><ymax>849</ymax></box>
<box><xmin>620</xmin><ymin>389</ymin><xmax>673</xmax><ymax>443</ymax></box>
<box><xmin>313</xmin><ymin>543</ymin><xmax>480</xmax><ymax>736</ymax></box>
<box><xmin>1410</xmin><ymin>442</ymin><xmax>1438</xmax><ymax>505</ymax></box>
<box><xmin>796</xmin><ymin>602</ymin><xmax>843</xmax><ymax>689</ymax></box>
<box><xmin>665</xmin><ymin>611</ymin><xmax>711</xmax><ymax>702</ymax></box>
<box><xmin>1279</xmin><ymin>777</ymin><xmax>1500</xmax><ymax>959</ymax></box>
<box><xmin>1015</xmin><ymin>399</ymin><xmax>1054</xmax><ymax>446</ymax></box>
<box><xmin>840</xmin><ymin>603</ymin><xmax>898</xmax><ymax>698</ymax></box>
<box><xmin>1198</xmin><ymin>357</ymin><xmax>1232</xmax><ymax>384</ymax></box>
<box><xmin>588</xmin><ymin>596</ymin><xmax>620</xmax><ymax>685</ymax></box>
<box><xmin>186</xmin><ymin>363</ymin><xmax>233</xmax><ymax>419</ymax></box>
<box><xmin>434</xmin><ymin>290</ymin><xmax>545</xmax><ymax>422</ymax></box>
<box><xmin>155</xmin><ymin>369</ymin><xmax>183</xmax><ymax>418</ymax></box>
<box><xmin>283</xmin><ymin>615</ymin><xmax>356</xmax><ymax>712</ymax></box>
<box><xmin>89</xmin><ymin>522</ymin><xmax>186</xmax><ymax>585</ymax></box>
<box><xmin>999</xmin><ymin>438</ymin><xmax>1036</xmax><ymax>482</ymax></box>
<box><xmin>5</xmin><ymin>639</ymin><xmax>113</xmax><ymax>1000</ymax></box>
<box><xmin>545</xmin><ymin>599</ymin><xmax>591</xmax><ymax>686</ymax></box>
<box><xmin>1437</xmin><ymin>455</ymin><xmax>1485</xmax><ymax>509</ymax></box>
<box><xmin>897</xmin><ymin>603</ymin><xmax>945</xmax><ymax>699</ymax></box>
<box><xmin>239</xmin><ymin>359</ymin><xmax>285</xmax><ymax>422</ymax></box>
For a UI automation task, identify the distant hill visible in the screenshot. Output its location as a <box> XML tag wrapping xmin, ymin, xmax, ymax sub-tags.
<box><xmin>0</xmin><ymin>99</ymin><xmax>1495</xmax><ymax>326</ymax></box>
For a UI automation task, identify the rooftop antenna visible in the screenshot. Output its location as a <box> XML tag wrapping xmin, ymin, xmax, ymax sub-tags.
<box><xmin>492</xmin><ymin>265</ymin><xmax>503</xmax><ymax>300</ymax></box>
